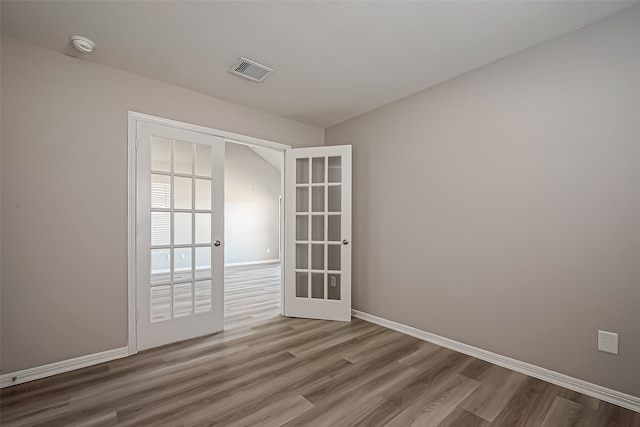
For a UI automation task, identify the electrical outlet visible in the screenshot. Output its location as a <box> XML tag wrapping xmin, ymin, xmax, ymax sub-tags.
<box><xmin>330</xmin><ymin>276</ymin><xmax>337</xmax><ymax>287</ymax></box>
<box><xmin>598</xmin><ymin>330</ymin><xmax>618</xmax><ymax>354</ymax></box>
<box><xmin>266</xmin><ymin>248</ymin><xmax>270</xmax><ymax>254</ymax></box>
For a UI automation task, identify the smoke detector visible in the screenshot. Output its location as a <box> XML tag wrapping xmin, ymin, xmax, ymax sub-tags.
<box><xmin>70</xmin><ymin>35</ymin><xmax>95</xmax><ymax>53</ymax></box>
<box><xmin>229</xmin><ymin>57</ymin><xmax>273</xmax><ymax>83</ymax></box>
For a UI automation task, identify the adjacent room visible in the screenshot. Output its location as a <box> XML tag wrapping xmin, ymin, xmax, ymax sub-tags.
<box><xmin>224</xmin><ymin>142</ymin><xmax>283</xmax><ymax>328</ymax></box>
<box><xmin>1</xmin><ymin>1</ymin><xmax>639</xmax><ymax>426</ymax></box>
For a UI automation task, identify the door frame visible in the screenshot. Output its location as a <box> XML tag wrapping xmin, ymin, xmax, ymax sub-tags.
<box><xmin>127</xmin><ymin>111</ymin><xmax>290</xmax><ymax>355</ymax></box>
<box><xmin>283</xmin><ymin>145</ymin><xmax>352</xmax><ymax>321</ymax></box>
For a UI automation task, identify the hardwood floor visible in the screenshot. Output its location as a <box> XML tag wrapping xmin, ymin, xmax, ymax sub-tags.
<box><xmin>2</xmin><ymin>264</ymin><xmax>639</xmax><ymax>426</ymax></box>
<box><xmin>224</xmin><ymin>262</ymin><xmax>281</xmax><ymax>329</ymax></box>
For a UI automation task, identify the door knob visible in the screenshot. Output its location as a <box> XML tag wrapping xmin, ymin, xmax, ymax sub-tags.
<box><xmin>214</xmin><ymin>240</ymin><xmax>221</xmax><ymax>247</ymax></box>
<box><xmin>342</xmin><ymin>239</ymin><xmax>349</xmax><ymax>245</ymax></box>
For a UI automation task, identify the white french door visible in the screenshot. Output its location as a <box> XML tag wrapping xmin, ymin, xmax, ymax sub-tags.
<box><xmin>284</xmin><ymin>145</ymin><xmax>352</xmax><ymax>321</ymax></box>
<box><xmin>136</xmin><ymin>121</ymin><xmax>225</xmax><ymax>350</ymax></box>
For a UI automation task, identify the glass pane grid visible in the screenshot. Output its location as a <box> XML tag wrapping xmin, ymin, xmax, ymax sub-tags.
<box><xmin>172</xmin><ymin>209</ymin><xmax>208</xmax><ymax>213</ymax></box>
<box><xmin>293</xmin><ymin>155</ymin><xmax>343</xmax><ymax>301</ymax></box>
<box><xmin>150</xmin><ymin>137</ymin><xmax>215</xmax><ymax>322</ymax></box>
<box><xmin>195</xmin><ymin>280</ymin><xmax>212</xmax><ymax>313</ymax></box>
<box><xmin>294</xmin><ymin>155</ymin><xmax>342</xmax><ymax>301</ymax></box>
<box><xmin>328</xmin><ymin>156</ymin><xmax>342</xmax><ymax>183</ymax></box>
<box><xmin>150</xmin><ymin>285</ymin><xmax>171</xmax><ymax>322</ymax></box>
<box><xmin>172</xmin><ymin>172</ymin><xmax>196</xmax><ymax>179</ymax></box>
<box><xmin>151</xmin><ymin>136</ymin><xmax>171</xmax><ymax>172</ymax></box>
<box><xmin>173</xmin><ymin>283</ymin><xmax>193</xmax><ymax>317</ymax></box>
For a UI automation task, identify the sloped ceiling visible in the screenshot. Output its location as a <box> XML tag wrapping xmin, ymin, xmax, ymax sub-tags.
<box><xmin>2</xmin><ymin>1</ymin><xmax>637</xmax><ymax>128</ymax></box>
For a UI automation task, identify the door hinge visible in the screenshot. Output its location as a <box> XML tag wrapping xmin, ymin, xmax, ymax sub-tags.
<box><xmin>135</xmin><ymin>139</ymin><xmax>139</xmax><ymax>151</ymax></box>
<box><xmin>136</xmin><ymin>308</ymin><xmax>139</xmax><ymax>321</ymax></box>
<box><xmin>135</xmin><ymin>224</ymin><xmax>139</xmax><ymax>237</ymax></box>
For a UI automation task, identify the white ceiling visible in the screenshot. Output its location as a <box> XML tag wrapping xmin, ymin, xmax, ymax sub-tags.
<box><xmin>2</xmin><ymin>1</ymin><xmax>637</xmax><ymax>128</ymax></box>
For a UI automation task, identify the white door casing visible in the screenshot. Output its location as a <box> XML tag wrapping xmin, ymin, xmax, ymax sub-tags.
<box><xmin>136</xmin><ymin>121</ymin><xmax>225</xmax><ymax>350</ymax></box>
<box><xmin>129</xmin><ymin>112</ymin><xmax>350</xmax><ymax>354</ymax></box>
<box><xmin>284</xmin><ymin>145</ymin><xmax>352</xmax><ymax>321</ymax></box>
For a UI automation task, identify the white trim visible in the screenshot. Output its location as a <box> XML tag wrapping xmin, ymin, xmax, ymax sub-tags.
<box><xmin>128</xmin><ymin>112</ymin><xmax>292</xmax><ymax>354</ymax></box>
<box><xmin>129</xmin><ymin>112</ymin><xmax>291</xmax><ymax>152</ymax></box>
<box><xmin>225</xmin><ymin>259</ymin><xmax>280</xmax><ymax>267</ymax></box>
<box><xmin>0</xmin><ymin>347</ymin><xmax>129</xmax><ymax>388</ymax></box>
<box><xmin>127</xmin><ymin>112</ymin><xmax>138</xmax><ymax>355</ymax></box>
<box><xmin>352</xmin><ymin>310</ymin><xmax>640</xmax><ymax>413</ymax></box>
<box><xmin>283</xmin><ymin>145</ymin><xmax>352</xmax><ymax>322</ymax></box>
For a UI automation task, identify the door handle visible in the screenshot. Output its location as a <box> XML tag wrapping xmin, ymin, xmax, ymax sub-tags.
<box><xmin>214</xmin><ymin>240</ymin><xmax>221</xmax><ymax>247</ymax></box>
<box><xmin>342</xmin><ymin>239</ymin><xmax>349</xmax><ymax>245</ymax></box>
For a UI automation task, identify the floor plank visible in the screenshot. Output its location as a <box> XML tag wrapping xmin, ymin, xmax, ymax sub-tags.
<box><xmin>2</xmin><ymin>263</ymin><xmax>638</xmax><ymax>427</ymax></box>
<box><xmin>541</xmin><ymin>396</ymin><xmax>584</xmax><ymax>427</ymax></box>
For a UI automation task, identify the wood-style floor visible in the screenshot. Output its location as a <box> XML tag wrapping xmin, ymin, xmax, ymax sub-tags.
<box><xmin>224</xmin><ymin>262</ymin><xmax>281</xmax><ymax>329</ymax></box>
<box><xmin>2</xmin><ymin>264</ymin><xmax>639</xmax><ymax>426</ymax></box>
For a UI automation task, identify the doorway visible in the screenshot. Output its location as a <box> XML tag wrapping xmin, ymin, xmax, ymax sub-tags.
<box><xmin>223</xmin><ymin>142</ymin><xmax>284</xmax><ymax>328</ymax></box>
<box><xmin>134</xmin><ymin>120</ymin><xmax>225</xmax><ymax>351</ymax></box>
<box><xmin>128</xmin><ymin>112</ymin><xmax>291</xmax><ymax>353</ymax></box>
<box><xmin>128</xmin><ymin>112</ymin><xmax>352</xmax><ymax>355</ymax></box>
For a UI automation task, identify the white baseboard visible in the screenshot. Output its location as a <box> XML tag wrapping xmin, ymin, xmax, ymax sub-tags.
<box><xmin>0</xmin><ymin>347</ymin><xmax>129</xmax><ymax>388</ymax></box>
<box><xmin>225</xmin><ymin>259</ymin><xmax>280</xmax><ymax>267</ymax></box>
<box><xmin>352</xmin><ymin>310</ymin><xmax>640</xmax><ymax>413</ymax></box>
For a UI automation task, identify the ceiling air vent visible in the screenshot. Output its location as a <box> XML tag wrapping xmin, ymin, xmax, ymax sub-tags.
<box><xmin>229</xmin><ymin>57</ymin><xmax>274</xmax><ymax>83</ymax></box>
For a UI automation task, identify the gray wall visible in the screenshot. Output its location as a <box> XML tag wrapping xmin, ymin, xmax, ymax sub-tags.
<box><xmin>225</xmin><ymin>144</ymin><xmax>281</xmax><ymax>265</ymax></box>
<box><xmin>326</xmin><ymin>7</ymin><xmax>640</xmax><ymax>396</ymax></box>
<box><xmin>0</xmin><ymin>37</ymin><xmax>322</xmax><ymax>373</ymax></box>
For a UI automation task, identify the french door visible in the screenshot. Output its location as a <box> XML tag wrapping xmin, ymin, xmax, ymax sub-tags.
<box><xmin>284</xmin><ymin>146</ymin><xmax>352</xmax><ymax>321</ymax></box>
<box><xmin>132</xmin><ymin>114</ymin><xmax>352</xmax><ymax>350</ymax></box>
<box><xmin>136</xmin><ymin>121</ymin><xmax>224</xmax><ymax>350</ymax></box>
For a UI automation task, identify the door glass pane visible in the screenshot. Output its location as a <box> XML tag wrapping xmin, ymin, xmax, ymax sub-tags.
<box><xmin>311</xmin><ymin>273</ymin><xmax>324</xmax><ymax>299</ymax></box>
<box><xmin>296</xmin><ymin>244</ymin><xmax>308</xmax><ymax>269</ymax></box>
<box><xmin>174</xmin><ymin>140</ymin><xmax>192</xmax><ymax>174</ymax></box>
<box><xmin>195</xmin><ymin>179</ymin><xmax>211</xmax><ymax>210</ymax></box>
<box><xmin>146</xmin><ymin>130</ymin><xmax>221</xmax><ymax>331</ymax></box>
<box><xmin>312</xmin><ymin>244</ymin><xmax>324</xmax><ymax>270</ymax></box>
<box><xmin>296</xmin><ymin>158</ymin><xmax>309</xmax><ymax>184</ymax></box>
<box><xmin>312</xmin><ymin>187</ymin><xmax>324</xmax><ymax>212</ymax></box>
<box><xmin>312</xmin><ymin>216</ymin><xmax>324</xmax><ymax>241</ymax></box>
<box><xmin>328</xmin><ymin>215</ymin><xmax>341</xmax><ymax>242</ymax></box>
<box><xmin>151</xmin><ymin>136</ymin><xmax>171</xmax><ymax>172</ymax></box>
<box><xmin>173</xmin><ymin>283</ymin><xmax>193</xmax><ymax>317</ymax></box>
<box><xmin>151</xmin><ymin>212</ymin><xmax>170</xmax><ymax>246</ymax></box>
<box><xmin>151</xmin><ymin>248</ymin><xmax>171</xmax><ymax>284</ymax></box>
<box><xmin>328</xmin><ymin>157</ymin><xmax>341</xmax><ymax>183</ymax></box>
<box><xmin>150</xmin><ymin>285</ymin><xmax>171</xmax><ymax>322</ymax></box>
<box><xmin>174</xmin><ymin>177</ymin><xmax>192</xmax><ymax>210</ymax></box>
<box><xmin>296</xmin><ymin>215</ymin><xmax>308</xmax><ymax>241</ymax></box>
<box><xmin>195</xmin><ymin>213</ymin><xmax>211</xmax><ymax>244</ymax></box>
<box><xmin>195</xmin><ymin>280</ymin><xmax>212</xmax><ymax>313</ymax></box>
<box><xmin>195</xmin><ymin>247</ymin><xmax>211</xmax><ymax>279</ymax></box>
<box><xmin>174</xmin><ymin>213</ymin><xmax>192</xmax><ymax>245</ymax></box>
<box><xmin>151</xmin><ymin>174</ymin><xmax>171</xmax><ymax>209</ymax></box>
<box><xmin>312</xmin><ymin>157</ymin><xmax>325</xmax><ymax>183</ymax></box>
<box><xmin>328</xmin><ymin>186</ymin><xmax>341</xmax><ymax>212</ymax></box>
<box><xmin>195</xmin><ymin>144</ymin><xmax>212</xmax><ymax>177</ymax></box>
<box><xmin>328</xmin><ymin>245</ymin><xmax>340</xmax><ymax>271</ymax></box>
<box><xmin>296</xmin><ymin>187</ymin><xmax>309</xmax><ymax>212</ymax></box>
<box><xmin>296</xmin><ymin>272</ymin><xmax>309</xmax><ymax>298</ymax></box>
<box><xmin>173</xmin><ymin>248</ymin><xmax>192</xmax><ymax>282</ymax></box>
<box><xmin>328</xmin><ymin>274</ymin><xmax>341</xmax><ymax>300</ymax></box>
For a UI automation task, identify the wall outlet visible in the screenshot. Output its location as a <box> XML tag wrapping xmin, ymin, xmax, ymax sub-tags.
<box><xmin>266</xmin><ymin>248</ymin><xmax>270</xmax><ymax>254</ymax></box>
<box><xmin>598</xmin><ymin>330</ymin><xmax>618</xmax><ymax>354</ymax></box>
<box><xmin>330</xmin><ymin>276</ymin><xmax>337</xmax><ymax>287</ymax></box>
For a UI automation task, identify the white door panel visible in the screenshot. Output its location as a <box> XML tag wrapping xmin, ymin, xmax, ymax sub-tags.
<box><xmin>284</xmin><ymin>145</ymin><xmax>352</xmax><ymax>321</ymax></box>
<box><xmin>136</xmin><ymin>121</ymin><xmax>224</xmax><ymax>350</ymax></box>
